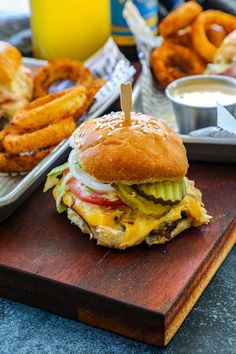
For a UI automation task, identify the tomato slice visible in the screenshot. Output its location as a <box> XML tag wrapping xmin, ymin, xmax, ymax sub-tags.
<box><xmin>67</xmin><ymin>178</ymin><xmax>125</xmax><ymax>206</ymax></box>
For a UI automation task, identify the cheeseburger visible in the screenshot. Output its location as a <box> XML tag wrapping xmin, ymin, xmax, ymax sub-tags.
<box><xmin>45</xmin><ymin>112</ymin><xmax>210</xmax><ymax>249</ymax></box>
<box><xmin>0</xmin><ymin>41</ymin><xmax>33</xmax><ymax>127</ymax></box>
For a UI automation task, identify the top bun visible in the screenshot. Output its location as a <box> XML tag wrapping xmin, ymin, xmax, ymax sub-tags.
<box><xmin>73</xmin><ymin>112</ymin><xmax>189</xmax><ymax>184</ymax></box>
<box><xmin>0</xmin><ymin>41</ymin><xmax>22</xmax><ymax>85</ymax></box>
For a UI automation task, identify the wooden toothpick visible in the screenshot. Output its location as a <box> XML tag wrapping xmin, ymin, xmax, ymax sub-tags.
<box><xmin>120</xmin><ymin>82</ymin><xmax>132</xmax><ymax>121</ymax></box>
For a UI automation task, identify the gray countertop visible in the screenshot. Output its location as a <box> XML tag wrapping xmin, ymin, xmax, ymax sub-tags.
<box><xmin>0</xmin><ymin>246</ymin><xmax>235</xmax><ymax>354</ymax></box>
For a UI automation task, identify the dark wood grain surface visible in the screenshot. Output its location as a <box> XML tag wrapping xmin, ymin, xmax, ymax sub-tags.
<box><xmin>0</xmin><ymin>161</ymin><xmax>235</xmax><ymax>346</ymax></box>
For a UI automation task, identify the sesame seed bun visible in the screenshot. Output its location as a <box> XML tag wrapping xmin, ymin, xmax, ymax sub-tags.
<box><xmin>73</xmin><ymin>112</ymin><xmax>189</xmax><ymax>184</ymax></box>
<box><xmin>0</xmin><ymin>41</ymin><xmax>22</xmax><ymax>85</ymax></box>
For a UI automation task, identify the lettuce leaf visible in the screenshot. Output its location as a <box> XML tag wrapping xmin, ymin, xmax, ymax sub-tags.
<box><xmin>44</xmin><ymin>162</ymin><xmax>69</xmax><ymax>192</ymax></box>
<box><xmin>55</xmin><ymin>173</ymin><xmax>72</xmax><ymax>213</ymax></box>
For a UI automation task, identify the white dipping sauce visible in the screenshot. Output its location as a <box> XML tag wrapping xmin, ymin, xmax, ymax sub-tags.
<box><xmin>173</xmin><ymin>82</ymin><xmax>236</xmax><ymax>107</ymax></box>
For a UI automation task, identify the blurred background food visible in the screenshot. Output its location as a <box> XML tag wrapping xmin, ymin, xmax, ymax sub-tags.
<box><xmin>151</xmin><ymin>2</ymin><xmax>236</xmax><ymax>87</ymax></box>
<box><xmin>1</xmin><ymin>0</ymin><xmax>236</xmax><ymax>60</ymax></box>
<box><xmin>30</xmin><ymin>0</ymin><xmax>110</xmax><ymax>60</ymax></box>
<box><xmin>1</xmin><ymin>0</ymin><xmax>236</xmax><ymax>173</ymax></box>
<box><xmin>0</xmin><ymin>41</ymin><xmax>33</xmax><ymax>129</ymax></box>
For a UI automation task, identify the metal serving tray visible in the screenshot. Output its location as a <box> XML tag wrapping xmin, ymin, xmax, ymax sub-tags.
<box><xmin>0</xmin><ymin>38</ymin><xmax>136</xmax><ymax>222</ymax></box>
<box><xmin>132</xmin><ymin>81</ymin><xmax>236</xmax><ymax>164</ymax></box>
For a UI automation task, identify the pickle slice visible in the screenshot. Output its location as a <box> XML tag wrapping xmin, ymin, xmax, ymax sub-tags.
<box><xmin>114</xmin><ymin>184</ymin><xmax>171</xmax><ymax>217</ymax></box>
<box><xmin>135</xmin><ymin>181</ymin><xmax>186</xmax><ymax>205</ymax></box>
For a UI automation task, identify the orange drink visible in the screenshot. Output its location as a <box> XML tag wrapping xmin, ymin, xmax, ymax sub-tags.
<box><xmin>30</xmin><ymin>0</ymin><xmax>110</xmax><ymax>60</ymax></box>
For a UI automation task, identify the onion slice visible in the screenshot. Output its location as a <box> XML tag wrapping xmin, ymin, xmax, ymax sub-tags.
<box><xmin>68</xmin><ymin>149</ymin><xmax>115</xmax><ymax>193</ymax></box>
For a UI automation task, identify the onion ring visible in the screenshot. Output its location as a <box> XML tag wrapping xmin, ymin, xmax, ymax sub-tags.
<box><xmin>0</xmin><ymin>125</ymin><xmax>20</xmax><ymax>151</ymax></box>
<box><xmin>11</xmin><ymin>85</ymin><xmax>88</xmax><ymax>131</ymax></box>
<box><xmin>192</xmin><ymin>10</ymin><xmax>236</xmax><ymax>62</ymax></box>
<box><xmin>74</xmin><ymin>79</ymin><xmax>106</xmax><ymax>118</ymax></box>
<box><xmin>151</xmin><ymin>42</ymin><xmax>206</xmax><ymax>88</ymax></box>
<box><xmin>33</xmin><ymin>59</ymin><xmax>93</xmax><ymax>98</ymax></box>
<box><xmin>166</xmin><ymin>27</ymin><xmax>193</xmax><ymax>47</ymax></box>
<box><xmin>0</xmin><ymin>128</ymin><xmax>8</xmax><ymax>151</ymax></box>
<box><xmin>3</xmin><ymin>116</ymin><xmax>76</xmax><ymax>154</ymax></box>
<box><xmin>0</xmin><ymin>148</ymin><xmax>53</xmax><ymax>173</ymax></box>
<box><xmin>158</xmin><ymin>1</ymin><xmax>202</xmax><ymax>38</ymax></box>
<box><xmin>206</xmin><ymin>24</ymin><xmax>226</xmax><ymax>48</ymax></box>
<box><xmin>166</xmin><ymin>24</ymin><xmax>226</xmax><ymax>49</ymax></box>
<box><xmin>86</xmin><ymin>78</ymin><xmax>106</xmax><ymax>101</ymax></box>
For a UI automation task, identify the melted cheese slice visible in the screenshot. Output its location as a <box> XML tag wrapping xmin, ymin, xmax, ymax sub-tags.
<box><xmin>61</xmin><ymin>180</ymin><xmax>209</xmax><ymax>248</ymax></box>
<box><xmin>65</xmin><ymin>192</ymin><xmax>122</xmax><ymax>228</ymax></box>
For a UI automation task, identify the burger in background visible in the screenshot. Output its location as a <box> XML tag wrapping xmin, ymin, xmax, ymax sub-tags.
<box><xmin>0</xmin><ymin>41</ymin><xmax>33</xmax><ymax>128</ymax></box>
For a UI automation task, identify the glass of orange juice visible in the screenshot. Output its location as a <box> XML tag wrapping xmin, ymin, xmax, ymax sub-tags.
<box><xmin>30</xmin><ymin>0</ymin><xmax>110</xmax><ymax>60</ymax></box>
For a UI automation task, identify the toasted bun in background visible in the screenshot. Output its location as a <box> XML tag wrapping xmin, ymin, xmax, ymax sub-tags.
<box><xmin>73</xmin><ymin>112</ymin><xmax>189</xmax><ymax>184</ymax></box>
<box><xmin>0</xmin><ymin>41</ymin><xmax>33</xmax><ymax>121</ymax></box>
<box><xmin>0</xmin><ymin>41</ymin><xmax>22</xmax><ymax>85</ymax></box>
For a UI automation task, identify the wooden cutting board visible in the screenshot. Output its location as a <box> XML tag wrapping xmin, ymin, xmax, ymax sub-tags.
<box><xmin>0</xmin><ymin>162</ymin><xmax>235</xmax><ymax>346</ymax></box>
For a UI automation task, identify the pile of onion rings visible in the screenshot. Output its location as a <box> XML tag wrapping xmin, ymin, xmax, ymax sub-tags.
<box><xmin>192</xmin><ymin>10</ymin><xmax>236</xmax><ymax>62</ymax></box>
<box><xmin>0</xmin><ymin>79</ymin><xmax>104</xmax><ymax>172</ymax></box>
<box><xmin>152</xmin><ymin>1</ymin><xmax>236</xmax><ymax>87</ymax></box>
